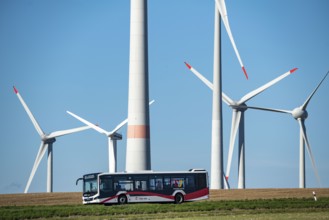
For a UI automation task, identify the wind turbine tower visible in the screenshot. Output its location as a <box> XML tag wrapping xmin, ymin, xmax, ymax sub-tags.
<box><xmin>211</xmin><ymin>4</ymin><xmax>224</xmax><ymax>189</ymax></box>
<box><xmin>126</xmin><ymin>0</ymin><xmax>151</xmax><ymax>171</ymax></box>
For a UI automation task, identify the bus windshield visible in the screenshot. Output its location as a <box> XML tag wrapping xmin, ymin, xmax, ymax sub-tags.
<box><xmin>83</xmin><ymin>174</ymin><xmax>98</xmax><ymax>196</ymax></box>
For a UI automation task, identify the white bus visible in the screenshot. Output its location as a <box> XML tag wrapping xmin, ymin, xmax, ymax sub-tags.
<box><xmin>77</xmin><ymin>169</ymin><xmax>209</xmax><ymax>205</ymax></box>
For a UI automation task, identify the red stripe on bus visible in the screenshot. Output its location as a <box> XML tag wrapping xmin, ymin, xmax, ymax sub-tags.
<box><xmin>101</xmin><ymin>195</ymin><xmax>118</xmax><ymax>204</ymax></box>
<box><xmin>128</xmin><ymin>191</ymin><xmax>174</xmax><ymax>200</ymax></box>
<box><xmin>100</xmin><ymin>188</ymin><xmax>209</xmax><ymax>204</ymax></box>
<box><xmin>184</xmin><ymin>188</ymin><xmax>209</xmax><ymax>201</ymax></box>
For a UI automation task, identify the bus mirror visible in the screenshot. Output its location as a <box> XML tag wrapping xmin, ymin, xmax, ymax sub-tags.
<box><xmin>76</xmin><ymin>177</ymin><xmax>83</xmax><ymax>185</ymax></box>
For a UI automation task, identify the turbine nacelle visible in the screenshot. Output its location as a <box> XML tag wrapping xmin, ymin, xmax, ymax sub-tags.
<box><xmin>292</xmin><ymin>107</ymin><xmax>308</xmax><ymax>120</ymax></box>
<box><xmin>230</xmin><ymin>103</ymin><xmax>247</xmax><ymax>112</ymax></box>
<box><xmin>110</xmin><ymin>132</ymin><xmax>123</xmax><ymax>140</ymax></box>
<box><xmin>43</xmin><ymin>137</ymin><xmax>56</xmax><ymax>144</ymax></box>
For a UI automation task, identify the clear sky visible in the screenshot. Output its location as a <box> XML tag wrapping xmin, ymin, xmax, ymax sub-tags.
<box><xmin>1</xmin><ymin>0</ymin><xmax>329</xmax><ymax>194</ymax></box>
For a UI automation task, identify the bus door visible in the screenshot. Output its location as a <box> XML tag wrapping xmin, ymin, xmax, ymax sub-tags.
<box><xmin>99</xmin><ymin>175</ymin><xmax>114</xmax><ymax>199</ymax></box>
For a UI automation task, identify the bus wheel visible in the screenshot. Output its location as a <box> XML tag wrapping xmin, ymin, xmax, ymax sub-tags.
<box><xmin>174</xmin><ymin>193</ymin><xmax>184</xmax><ymax>204</ymax></box>
<box><xmin>118</xmin><ymin>195</ymin><xmax>127</xmax><ymax>205</ymax></box>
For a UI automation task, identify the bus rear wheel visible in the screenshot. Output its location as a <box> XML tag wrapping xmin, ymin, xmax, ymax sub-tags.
<box><xmin>174</xmin><ymin>193</ymin><xmax>184</xmax><ymax>204</ymax></box>
<box><xmin>118</xmin><ymin>195</ymin><xmax>127</xmax><ymax>205</ymax></box>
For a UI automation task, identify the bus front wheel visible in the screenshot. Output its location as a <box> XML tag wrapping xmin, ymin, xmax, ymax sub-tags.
<box><xmin>118</xmin><ymin>195</ymin><xmax>127</xmax><ymax>205</ymax></box>
<box><xmin>174</xmin><ymin>193</ymin><xmax>184</xmax><ymax>204</ymax></box>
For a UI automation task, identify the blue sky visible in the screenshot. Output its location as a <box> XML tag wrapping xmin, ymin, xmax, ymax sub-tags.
<box><xmin>1</xmin><ymin>0</ymin><xmax>329</xmax><ymax>194</ymax></box>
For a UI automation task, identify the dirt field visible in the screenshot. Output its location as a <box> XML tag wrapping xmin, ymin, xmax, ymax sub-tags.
<box><xmin>0</xmin><ymin>188</ymin><xmax>328</xmax><ymax>207</ymax></box>
<box><xmin>209</xmin><ymin>188</ymin><xmax>329</xmax><ymax>201</ymax></box>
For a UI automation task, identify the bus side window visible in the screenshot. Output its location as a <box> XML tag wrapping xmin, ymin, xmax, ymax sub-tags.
<box><xmin>185</xmin><ymin>175</ymin><xmax>195</xmax><ymax>189</ymax></box>
<box><xmin>163</xmin><ymin>177</ymin><xmax>171</xmax><ymax>189</ymax></box>
<box><xmin>150</xmin><ymin>176</ymin><xmax>163</xmax><ymax>191</ymax></box>
<box><xmin>134</xmin><ymin>176</ymin><xmax>148</xmax><ymax>191</ymax></box>
<box><xmin>156</xmin><ymin>178</ymin><xmax>163</xmax><ymax>190</ymax></box>
<box><xmin>197</xmin><ymin>174</ymin><xmax>207</xmax><ymax>189</ymax></box>
<box><xmin>171</xmin><ymin>176</ymin><xmax>185</xmax><ymax>189</ymax></box>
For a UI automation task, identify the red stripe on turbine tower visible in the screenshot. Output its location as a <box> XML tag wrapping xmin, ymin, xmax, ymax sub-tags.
<box><xmin>127</xmin><ymin>125</ymin><xmax>150</xmax><ymax>138</ymax></box>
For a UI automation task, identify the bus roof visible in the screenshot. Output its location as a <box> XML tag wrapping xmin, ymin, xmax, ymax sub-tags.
<box><xmin>92</xmin><ymin>169</ymin><xmax>207</xmax><ymax>177</ymax></box>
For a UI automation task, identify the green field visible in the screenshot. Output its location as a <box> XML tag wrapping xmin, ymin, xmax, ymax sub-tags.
<box><xmin>1</xmin><ymin>197</ymin><xmax>329</xmax><ymax>220</ymax></box>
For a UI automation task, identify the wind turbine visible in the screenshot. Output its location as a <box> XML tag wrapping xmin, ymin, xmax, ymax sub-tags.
<box><xmin>246</xmin><ymin>71</ymin><xmax>329</xmax><ymax>188</ymax></box>
<box><xmin>184</xmin><ymin>64</ymin><xmax>297</xmax><ymax>188</ymax></box>
<box><xmin>13</xmin><ymin>86</ymin><xmax>90</xmax><ymax>193</ymax></box>
<box><xmin>67</xmin><ymin>111</ymin><xmax>125</xmax><ymax>173</ymax></box>
<box><xmin>67</xmin><ymin>100</ymin><xmax>154</xmax><ymax>173</ymax></box>
<box><xmin>190</xmin><ymin>0</ymin><xmax>249</xmax><ymax>190</ymax></box>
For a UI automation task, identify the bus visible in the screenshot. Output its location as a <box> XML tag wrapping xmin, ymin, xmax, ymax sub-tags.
<box><xmin>77</xmin><ymin>169</ymin><xmax>209</xmax><ymax>205</ymax></box>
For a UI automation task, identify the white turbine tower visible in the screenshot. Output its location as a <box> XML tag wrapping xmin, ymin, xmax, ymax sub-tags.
<box><xmin>126</xmin><ymin>0</ymin><xmax>151</xmax><ymax>171</ymax></box>
<box><xmin>184</xmin><ymin>65</ymin><xmax>297</xmax><ymax>188</ymax></box>
<box><xmin>210</xmin><ymin>3</ymin><xmax>224</xmax><ymax>189</ymax></box>
<box><xmin>246</xmin><ymin>71</ymin><xmax>329</xmax><ymax>188</ymax></box>
<box><xmin>66</xmin><ymin>100</ymin><xmax>154</xmax><ymax>173</ymax></box>
<box><xmin>13</xmin><ymin>86</ymin><xmax>90</xmax><ymax>193</ymax></box>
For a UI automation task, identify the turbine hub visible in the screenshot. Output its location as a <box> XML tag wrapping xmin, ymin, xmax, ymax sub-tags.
<box><xmin>292</xmin><ymin>107</ymin><xmax>308</xmax><ymax>120</ymax></box>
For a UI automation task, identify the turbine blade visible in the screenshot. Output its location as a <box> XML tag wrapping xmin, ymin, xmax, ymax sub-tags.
<box><xmin>223</xmin><ymin>171</ymin><xmax>230</xmax><ymax>189</ymax></box>
<box><xmin>13</xmin><ymin>86</ymin><xmax>45</xmax><ymax>137</ymax></box>
<box><xmin>238</xmin><ymin>68</ymin><xmax>298</xmax><ymax>105</ymax></box>
<box><xmin>214</xmin><ymin>0</ymin><xmax>248</xmax><ymax>79</ymax></box>
<box><xmin>301</xmin><ymin>71</ymin><xmax>329</xmax><ymax>110</ymax></box>
<box><xmin>298</xmin><ymin>119</ymin><xmax>321</xmax><ymax>186</ymax></box>
<box><xmin>24</xmin><ymin>142</ymin><xmax>48</xmax><ymax>193</ymax></box>
<box><xmin>184</xmin><ymin>62</ymin><xmax>214</xmax><ymax>90</ymax></box>
<box><xmin>184</xmin><ymin>62</ymin><xmax>234</xmax><ymax>105</ymax></box>
<box><xmin>66</xmin><ymin>111</ymin><xmax>109</xmax><ymax>136</ymax></box>
<box><xmin>245</xmin><ymin>106</ymin><xmax>292</xmax><ymax>114</ymax></box>
<box><xmin>222</xmin><ymin>92</ymin><xmax>235</xmax><ymax>106</ymax></box>
<box><xmin>226</xmin><ymin>110</ymin><xmax>241</xmax><ymax>180</ymax></box>
<box><xmin>47</xmin><ymin>125</ymin><xmax>90</xmax><ymax>139</ymax></box>
<box><xmin>110</xmin><ymin>119</ymin><xmax>128</xmax><ymax>134</ymax></box>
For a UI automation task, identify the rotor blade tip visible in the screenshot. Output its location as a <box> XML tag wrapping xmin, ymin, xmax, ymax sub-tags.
<box><xmin>225</xmin><ymin>176</ymin><xmax>229</xmax><ymax>181</ymax></box>
<box><xmin>184</xmin><ymin>62</ymin><xmax>192</xmax><ymax>69</ymax></box>
<box><xmin>13</xmin><ymin>86</ymin><xmax>18</xmax><ymax>94</ymax></box>
<box><xmin>290</xmin><ymin>68</ymin><xmax>298</xmax><ymax>73</ymax></box>
<box><xmin>242</xmin><ymin>67</ymin><xmax>249</xmax><ymax>80</ymax></box>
